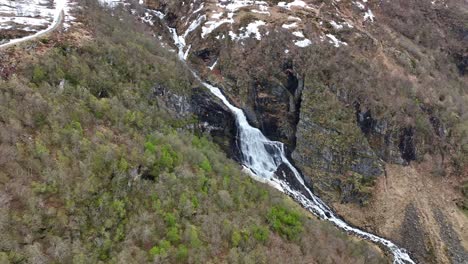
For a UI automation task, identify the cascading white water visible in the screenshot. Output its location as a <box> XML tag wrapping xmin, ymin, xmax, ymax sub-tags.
<box><xmin>158</xmin><ymin>10</ymin><xmax>416</xmax><ymax>264</ymax></box>
<box><xmin>202</xmin><ymin>83</ymin><xmax>415</xmax><ymax>264</ymax></box>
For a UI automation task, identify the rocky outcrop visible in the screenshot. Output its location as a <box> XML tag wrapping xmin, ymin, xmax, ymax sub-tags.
<box><xmin>207</xmin><ymin>59</ymin><xmax>304</xmax><ymax>150</ymax></box>
<box><xmin>292</xmin><ymin>85</ymin><xmax>383</xmax><ymax>206</ymax></box>
<box><xmin>153</xmin><ymin>84</ymin><xmax>240</xmax><ymax>160</ymax></box>
<box><xmin>354</xmin><ymin>103</ymin><xmax>413</xmax><ymax>165</ymax></box>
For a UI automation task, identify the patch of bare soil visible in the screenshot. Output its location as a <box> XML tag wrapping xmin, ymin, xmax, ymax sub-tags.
<box><xmin>333</xmin><ymin>156</ymin><xmax>468</xmax><ymax>263</ymax></box>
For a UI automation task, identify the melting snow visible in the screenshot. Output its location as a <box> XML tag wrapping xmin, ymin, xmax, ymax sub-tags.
<box><xmin>201</xmin><ymin>0</ymin><xmax>269</xmax><ymax>39</ymax></box>
<box><xmin>294</xmin><ymin>38</ymin><xmax>312</xmax><ymax>47</ymax></box>
<box><xmin>330</xmin><ymin>21</ymin><xmax>343</xmax><ymax>30</ymax></box>
<box><xmin>292</xmin><ymin>31</ymin><xmax>305</xmax><ymax>38</ymax></box>
<box><xmin>278</xmin><ymin>0</ymin><xmax>312</xmax><ymax>10</ymax></box>
<box><xmin>0</xmin><ymin>0</ymin><xmax>67</xmax><ymax>47</ymax></box>
<box><xmin>282</xmin><ymin>22</ymin><xmax>298</xmax><ymax>29</ymax></box>
<box><xmin>364</xmin><ymin>9</ymin><xmax>375</xmax><ymax>22</ymax></box>
<box><xmin>291</xmin><ymin>30</ymin><xmax>311</xmax><ymax>47</ymax></box>
<box><xmin>0</xmin><ymin>0</ymin><xmax>55</xmax><ymax>31</ymax></box>
<box><xmin>353</xmin><ymin>1</ymin><xmax>365</xmax><ymax>10</ymax></box>
<box><xmin>230</xmin><ymin>20</ymin><xmax>266</xmax><ymax>41</ymax></box>
<box><xmin>330</xmin><ymin>20</ymin><xmax>354</xmax><ymax>30</ymax></box>
<box><xmin>202</xmin><ymin>16</ymin><xmax>232</xmax><ymax>38</ymax></box>
<box><xmin>288</xmin><ymin>16</ymin><xmax>302</xmax><ymax>21</ymax></box>
<box><xmin>98</xmin><ymin>0</ymin><xmax>122</xmax><ymax>7</ymax></box>
<box><xmin>326</xmin><ymin>34</ymin><xmax>348</xmax><ymax>47</ymax></box>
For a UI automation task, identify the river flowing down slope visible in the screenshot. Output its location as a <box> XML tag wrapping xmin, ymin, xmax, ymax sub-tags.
<box><xmin>156</xmin><ymin>10</ymin><xmax>417</xmax><ymax>264</ymax></box>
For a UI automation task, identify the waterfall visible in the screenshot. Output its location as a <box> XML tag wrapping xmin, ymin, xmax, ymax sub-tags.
<box><xmin>160</xmin><ymin>11</ymin><xmax>415</xmax><ymax>264</ymax></box>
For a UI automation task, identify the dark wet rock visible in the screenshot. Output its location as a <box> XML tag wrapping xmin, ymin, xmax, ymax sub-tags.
<box><xmin>399</xmin><ymin>127</ymin><xmax>416</xmax><ymax>163</ymax></box>
<box><xmin>353</xmin><ymin>102</ymin><xmax>408</xmax><ymax>165</ymax></box>
<box><xmin>433</xmin><ymin>208</ymin><xmax>468</xmax><ymax>264</ymax></box>
<box><xmin>399</xmin><ymin>203</ymin><xmax>437</xmax><ymax>264</ymax></box>
<box><xmin>275</xmin><ymin>163</ymin><xmax>314</xmax><ymax>200</ymax></box>
<box><xmin>165</xmin><ymin>12</ymin><xmax>178</xmax><ymax>27</ymax></box>
<box><xmin>153</xmin><ymin>84</ymin><xmax>240</xmax><ymax>161</ymax></box>
<box><xmin>339</xmin><ymin>181</ymin><xmax>371</xmax><ymax>206</ymax></box>
<box><xmin>353</xmin><ymin>102</ymin><xmax>410</xmax><ymax>165</ymax></box>
<box><xmin>251</xmin><ymin>78</ymin><xmax>300</xmax><ymax>149</ymax></box>
<box><xmin>292</xmin><ymin>87</ymin><xmax>384</xmax><ymax>206</ymax></box>
<box><xmin>195</xmin><ymin>48</ymin><xmax>212</xmax><ymax>62</ymax></box>
<box><xmin>454</xmin><ymin>53</ymin><xmax>467</xmax><ymax>76</ymax></box>
<box><xmin>152</xmin><ymin>84</ymin><xmax>192</xmax><ymax>117</ymax></box>
<box><xmin>294</xmin><ymin>112</ymin><xmax>383</xmax><ymax>178</ymax></box>
<box><xmin>429</xmin><ymin>116</ymin><xmax>446</xmax><ymax>138</ymax></box>
<box><xmin>354</xmin><ymin>102</ymin><xmax>376</xmax><ymax>135</ymax></box>
<box><xmin>190</xmin><ymin>87</ymin><xmax>241</xmax><ymax>161</ymax></box>
<box><xmin>351</xmin><ymin>156</ymin><xmax>383</xmax><ymax>179</ymax></box>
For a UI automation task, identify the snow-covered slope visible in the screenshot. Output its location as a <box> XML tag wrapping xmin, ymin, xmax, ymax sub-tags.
<box><xmin>0</xmin><ymin>0</ymin><xmax>76</xmax><ymax>45</ymax></box>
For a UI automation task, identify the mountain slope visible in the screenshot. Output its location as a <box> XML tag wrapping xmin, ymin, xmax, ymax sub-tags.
<box><xmin>132</xmin><ymin>0</ymin><xmax>467</xmax><ymax>263</ymax></box>
<box><xmin>0</xmin><ymin>2</ymin><xmax>389</xmax><ymax>263</ymax></box>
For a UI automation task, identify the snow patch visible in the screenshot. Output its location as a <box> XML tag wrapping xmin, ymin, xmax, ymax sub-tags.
<box><xmin>0</xmin><ymin>0</ymin><xmax>67</xmax><ymax>47</ymax></box>
<box><xmin>282</xmin><ymin>22</ymin><xmax>298</xmax><ymax>29</ymax></box>
<box><xmin>98</xmin><ymin>0</ymin><xmax>122</xmax><ymax>8</ymax></box>
<box><xmin>364</xmin><ymin>9</ymin><xmax>375</xmax><ymax>22</ymax></box>
<box><xmin>278</xmin><ymin>0</ymin><xmax>312</xmax><ymax>10</ymax></box>
<box><xmin>230</xmin><ymin>20</ymin><xmax>266</xmax><ymax>41</ymax></box>
<box><xmin>294</xmin><ymin>38</ymin><xmax>312</xmax><ymax>47</ymax></box>
<box><xmin>326</xmin><ymin>34</ymin><xmax>348</xmax><ymax>47</ymax></box>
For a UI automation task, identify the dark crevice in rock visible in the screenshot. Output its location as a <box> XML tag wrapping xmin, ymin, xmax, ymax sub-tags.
<box><xmin>399</xmin><ymin>127</ymin><xmax>416</xmax><ymax>163</ymax></box>
<box><xmin>195</xmin><ymin>49</ymin><xmax>211</xmax><ymax>63</ymax></box>
<box><xmin>354</xmin><ymin>102</ymin><xmax>376</xmax><ymax>135</ymax></box>
<box><xmin>165</xmin><ymin>12</ymin><xmax>178</xmax><ymax>27</ymax></box>
<box><xmin>290</xmin><ymin>73</ymin><xmax>304</xmax><ymax>153</ymax></box>
<box><xmin>454</xmin><ymin>53</ymin><xmax>467</xmax><ymax>76</ymax></box>
<box><xmin>429</xmin><ymin>116</ymin><xmax>445</xmax><ymax>138</ymax></box>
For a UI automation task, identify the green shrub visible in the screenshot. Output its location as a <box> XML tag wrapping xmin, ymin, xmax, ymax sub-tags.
<box><xmin>111</xmin><ymin>200</ymin><xmax>126</xmax><ymax>218</ymax></box>
<box><xmin>176</xmin><ymin>245</ymin><xmax>188</xmax><ymax>262</ymax></box>
<box><xmin>251</xmin><ymin>225</ymin><xmax>269</xmax><ymax>243</ymax></box>
<box><xmin>267</xmin><ymin>206</ymin><xmax>303</xmax><ymax>240</ymax></box>
<box><xmin>167</xmin><ymin>226</ymin><xmax>180</xmax><ymax>243</ymax></box>
<box><xmin>149</xmin><ymin>240</ymin><xmax>171</xmax><ymax>257</ymax></box>
<box><xmin>34</xmin><ymin>139</ymin><xmax>49</xmax><ymax>158</ymax></box>
<box><xmin>187</xmin><ymin>225</ymin><xmax>202</xmax><ymax>248</ymax></box>
<box><xmin>159</xmin><ymin>145</ymin><xmax>179</xmax><ymax>172</ymax></box>
<box><xmin>231</xmin><ymin>230</ymin><xmax>242</xmax><ymax>247</ymax></box>
<box><xmin>144</xmin><ymin>141</ymin><xmax>156</xmax><ymax>154</ymax></box>
<box><xmin>164</xmin><ymin>212</ymin><xmax>177</xmax><ymax>227</ymax></box>
<box><xmin>199</xmin><ymin>158</ymin><xmax>212</xmax><ymax>173</ymax></box>
<box><xmin>32</xmin><ymin>66</ymin><xmax>46</xmax><ymax>84</ymax></box>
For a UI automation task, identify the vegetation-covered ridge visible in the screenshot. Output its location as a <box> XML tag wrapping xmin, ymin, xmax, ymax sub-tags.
<box><xmin>0</xmin><ymin>2</ymin><xmax>388</xmax><ymax>263</ymax></box>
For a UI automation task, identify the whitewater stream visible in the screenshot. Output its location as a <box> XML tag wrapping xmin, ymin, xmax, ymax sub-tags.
<box><xmin>155</xmin><ymin>10</ymin><xmax>415</xmax><ymax>264</ymax></box>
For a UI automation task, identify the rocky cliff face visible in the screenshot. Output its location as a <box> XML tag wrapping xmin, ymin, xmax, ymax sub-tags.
<box><xmin>153</xmin><ymin>84</ymin><xmax>240</xmax><ymax>160</ymax></box>
<box><xmin>129</xmin><ymin>0</ymin><xmax>467</xmax><ymax>262</ymax></box>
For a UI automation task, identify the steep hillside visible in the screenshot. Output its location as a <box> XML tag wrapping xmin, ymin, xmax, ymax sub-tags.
<box><xmin>1</xmin><ymin>0</ymin><xmax>467</xmax><ymax>263</ymax></box>
<box><xmin>127</xmin><ymin>0</ymin><xmax>468</xmax><ymax>263</ymax></box>
<box><xmin>0</xmin><ymin>2</ymin><xmax>390</xmax><ymax>263</ymax></box>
